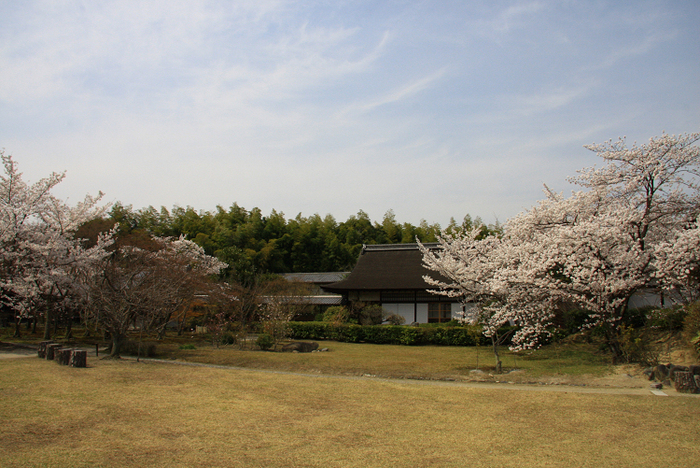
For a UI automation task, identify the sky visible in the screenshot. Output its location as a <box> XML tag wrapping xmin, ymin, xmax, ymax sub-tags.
<box><xmin>1</xmin><ymin>0</ymin><xmax>699</xmax><ymax>227</ymax></box>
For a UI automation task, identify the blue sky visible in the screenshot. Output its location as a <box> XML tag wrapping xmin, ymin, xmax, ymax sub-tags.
<box><xmin>1</xmin><ymin>0</ymin><xmax>698</xmax><ymax>227</ymax></box>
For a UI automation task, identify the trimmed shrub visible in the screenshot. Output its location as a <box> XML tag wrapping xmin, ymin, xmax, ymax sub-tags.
<box><xmin>287</xmin><ymin>322</ymin><xmax>499</xmax><ymax>346</ymax></box>
<box><xmin>328</xmin><ymin>323</ymin><xmax>364</xmax><ymax>343</ymax></box>
<box><xmin>289</xmin><ymin>321</ymin><xmax>328</xmax><ymax>340</ymax></box>
<box><xmin>256</xmin><ymin>333</ymin><xmax>274</xmax><ymax>351</ymax></box>
<box><xmin>399</xmin><ymin>327</ymin><xmax>423</xmax><ymax>345</ymax></box>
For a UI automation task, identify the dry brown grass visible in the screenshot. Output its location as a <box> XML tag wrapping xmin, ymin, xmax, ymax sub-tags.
<box><xmin>1</xmin><ymin>356</ymin><xmax>698</xmax><ymax>468</ymax></box>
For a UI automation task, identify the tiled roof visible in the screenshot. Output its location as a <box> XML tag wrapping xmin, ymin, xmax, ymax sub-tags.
<box><xmin>281</xmin><ymin>272</ymin><xmax>350</xmax><ymax>284</ymax></box>
<box><xmin>260</xmin><ymin>295</ymin><xmax>343</xmax><ymax>305</ymax></box>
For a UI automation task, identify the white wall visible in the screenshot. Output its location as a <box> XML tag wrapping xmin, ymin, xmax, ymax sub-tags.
<box><xmin>382</xmin><ymin>302</ymin><xmax>462</xmax><ymax>324</ymax></box>
<box><xmin>382</xmin><ymin>303</ymin><xmax>416</xmax><ymax>324</ymax></box>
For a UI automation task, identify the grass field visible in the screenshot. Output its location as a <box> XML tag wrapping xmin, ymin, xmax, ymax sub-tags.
<box><xmin>1</xmin><ymin>344</ymin><xmax>699</xmax><ymax>467</ymax></box>
<box><xmin>152</xmin><ymin>339</ymin><xmax>618</xmax><ymax>384</ymax></box>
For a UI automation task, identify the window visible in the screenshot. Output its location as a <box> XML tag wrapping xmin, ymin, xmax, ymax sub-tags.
<box><xmin>428</xmin><ymin>303</ymin><xmax>452</xmax><ymax>323</ymax></box>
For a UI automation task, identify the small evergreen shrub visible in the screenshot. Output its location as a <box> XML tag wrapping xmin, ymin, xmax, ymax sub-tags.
<box><xmin>683</xmin><ymin>301</ymin><xmax>700</xmax><ymax>346</ymax></box>
<box><xmin>220</xmin><ymin>332</ymin><xmax>236</xmax><ymax>345</ymax></box>
<box><xmin>358</xmin><ymin>304</ymin><xmax>385</xmax><ymax>325</ymax></box>
<box><xmin>256</xmin><ymin>333</ymin><xmax>274</xmax><ymax>351</ymax></box>
<box><xmin>646</xmin><ymin>306</ymin><xmax>686</xmax><ymax>331</ymax></box>
<box><xmin>323</xmin><ymin>306</ymin><xmax>350</xmax><ymax>323</ymax></box>
<box><xmin>385</xmin><ymin>313</ymin><xmax>406</xmax><ymax>325</ymax></box>
<box><xmin>619</xmin><ymin>325</ymin><xmax>659</xmax><ymax>366</ymax></box>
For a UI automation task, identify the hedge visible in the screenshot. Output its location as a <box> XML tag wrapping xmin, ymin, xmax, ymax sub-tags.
<box><xmin>287</xmin><ymin>322</ymin><xmax>514</xmax><ymax>346</ymax></box>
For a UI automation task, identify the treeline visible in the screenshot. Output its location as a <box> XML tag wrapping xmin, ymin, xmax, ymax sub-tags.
<box><xmin>81</xmin><ymin>203</ymin><xmax>500</xmax><ymax>284</ymax></box>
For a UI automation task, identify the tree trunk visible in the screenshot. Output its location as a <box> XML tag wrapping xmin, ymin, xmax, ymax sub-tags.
<box><xmin>43</xmin><ymin>308</ymin><xmax>51</xmax><ymax>340</ymax></box>
<box><xmin>13</xmin><ymin>315</ymin><xmax>21</xmax><ymax>338</ymax></box>
<box><xmin>604</xmin><ymin>327</ymin><xmax>623</xmax><ymax>365</ymax></box>
<box><xmin>491</xmin><ymin>334</ymin><xmax>502</xmax><ymax>374</ymax></box>
<box><xmin>109</xmin><ymin>333</ymin><xmax>126</xmax><ymax>358</ymax></box>
<box><xmin>65</xmin><ymin>318</ymin><xmax>73</xmax><ymax>339</ymax></box>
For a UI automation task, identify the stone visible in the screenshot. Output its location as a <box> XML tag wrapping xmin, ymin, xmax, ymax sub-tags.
<box><xmin>281</xmin><ymin>341</ymin><xmax>319</xmax><ymax>353</ymax></box>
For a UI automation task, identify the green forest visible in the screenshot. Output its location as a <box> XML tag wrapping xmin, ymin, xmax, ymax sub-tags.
<box><xmin>80</xmin><ymin>203</ymin><xmax>501</xmax><ymax>285</ymax></box>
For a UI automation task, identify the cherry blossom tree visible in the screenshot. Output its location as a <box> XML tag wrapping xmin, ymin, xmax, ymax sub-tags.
<box><xmin>420</xmin><ymin>229</ymin><xmax>554</xmax><ymax>372</ymax></box>
<box><xmin>79</xmin><ymin>235</ymin><xmax>227</xmax><ymax>357</ymax></box>
<box><xmin>421</xmin><ymin>133</ymin><xmax>700</xmax><ymax>364</ymax></box>
<box><xmin>653</xmin><ymin>221</ymin><xmax>700</xmax><ymax>303</ymax></box>
<box><xmin>0</xmin><ymin>151</ymin><xmax>111</xmax><ymax>338</ymax></box>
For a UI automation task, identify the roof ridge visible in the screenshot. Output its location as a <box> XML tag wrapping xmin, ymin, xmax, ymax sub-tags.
<box><xmin>362</xmin><ymin>243</ymin><xmax>440</xmax><ymax>252</ymax></box>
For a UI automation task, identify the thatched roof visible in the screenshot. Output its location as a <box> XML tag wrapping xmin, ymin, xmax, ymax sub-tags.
<box><xmin>322</xmin><ymin>243</ymin><xmax>444</xmax><ymax>292</ymax></box>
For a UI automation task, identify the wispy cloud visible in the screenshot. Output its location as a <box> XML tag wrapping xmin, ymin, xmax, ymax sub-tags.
<box><xmin>590</xmin><ymin>32</ymin><xmax>677</xmax><ymax>70</ymax></box>
<box><xmin>341</xmin><ymin>67</ymin><xmax>448</xmax><ymax>115</ymax></box>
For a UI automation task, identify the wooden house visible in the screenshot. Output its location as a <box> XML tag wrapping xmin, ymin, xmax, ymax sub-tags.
<box><xmin>322</xmin><ymin>243</ymin><xmax>463</xmax><ymax>324</ymax></box>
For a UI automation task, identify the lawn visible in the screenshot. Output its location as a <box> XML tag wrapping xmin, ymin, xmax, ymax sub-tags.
<box><xmin>152</xmin><ymin>338</ymin><xmax>623</xmax><ymax>385</ymax></box>
<box><xmin>1</xmin><ymin>350</ymin><xmax>699</xmax><ymax>468</ymax></box>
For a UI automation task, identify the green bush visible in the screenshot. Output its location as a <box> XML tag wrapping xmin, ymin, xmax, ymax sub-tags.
<box><xmin>220</xmin><ymin>332</ymin><xmax>236</xmax><ymax>345</ymax></box>
<box><xmin>361</xmin><ymin>325</ymin><xmax>404</xmax><ymax>344</ymax></box>
<box><xmin>289</xmin><ymin>321</ymin><xmax>328</xmax><ymax>340</ymax></box>
<box><xmin>399</xmin><ymin>327</ymin><xmax>423</xmax><ymax>345</ymax></box>
<box><xmin>619</xmin><ymin>325</ymin><xmax>659</xmax><ymax>366</ymax></box>
<box><xmin>288</xmin><ymin>322</ymin><xmax>496</xmax><ymax>346</ymax></box>
<box><xmin>358</xmin><ymin>304</ymin><xmax>384</xmax><ymax>326</ymax></box>
<box><xmin>683</xmin><ymin>301</ymin><xmax>700</xmax><ymax>346</ymax></box>
<box><xmin>179</xmin><ymin>343</ymin><xmax>196</xmax><ymax>350</ymax></box>
<box><xmin>323</xmin><ymin>306</ymin><xmax>350</xmax><ymax>323</ymax></box>
<box><xmin>256</xmin><ymin>333</ymin><xmax>274</xmax><ymax>351</ymax></box>
<box><xmin>384</xmin><ymin>313</ymin><xmax>406</xmax><ymax>325</ymax></box>
<box><xmin>328</xmin><ymin>323</ymin><xmax>364</xmax><ymax>343</ymax></box>
<box><xmin>646</xmin><ymin>306</ymin><xmax>686</xmax><ymax>331</ymax></box>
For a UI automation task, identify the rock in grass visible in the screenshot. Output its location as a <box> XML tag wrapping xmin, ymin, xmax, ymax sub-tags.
<box><xmin>281</xmin><ymin>341</ymin><xmax>319</xmax><ymax>353</ymax></box>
